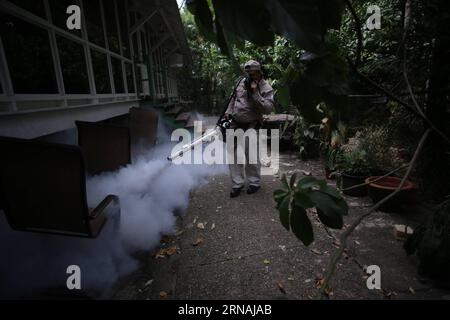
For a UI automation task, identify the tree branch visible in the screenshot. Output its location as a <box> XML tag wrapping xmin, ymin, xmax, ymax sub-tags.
<box><xmin>344</xmin><ymin>0</ymin><xmax>450</xmax><ymax>145</ymax></box>
<box><xmin>319</xmin><ymin>129</ymin><xmax>431</xmax><ymax>298</ymax></box>
<box><xmin>340</xmin><ymin>163</ymin><xmax>409</xmax><ymax>192</ymax></box>
<box><xmin>344</xmin><ymin>0</ymin><xmax>363</xmax><ymax>68</ymax></box>
<box><xmin>402</xmin><ymin>0</ymin><xmax>424</xmax><ymax>117</ymax></box>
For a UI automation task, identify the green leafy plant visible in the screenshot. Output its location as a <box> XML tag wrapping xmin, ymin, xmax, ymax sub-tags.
<box><xmin>273</xmin><ymin>174</ymin><xmax>349</xmax><ymax>245</ymax></box>
<box><xmin>359</xmin><ymin>125</ymin><xmax>406</xmax><ymax>173</ymax></box>
<box><xmin>186</xmin><ymin>0</ymin><xmax>350</xmax><ymax>130</ymax></box>
<box><xmin>323</xmin><ymin>147</ymin><xmax>343</xmax><ymax>171</ymax></box>
<box><xmin>293</xmin><ymin>118</ymin><xmax>321</xmax><ymax>159</ymax></box>
<box><xmin>404</xmin><ymin>199</ymin><xmax>450</xmax><ymax>288</ymax></box>
<box><xmin>339</xmin><ymin>148</ymin><xmax>372</xmax><ymax>177</ymax></box>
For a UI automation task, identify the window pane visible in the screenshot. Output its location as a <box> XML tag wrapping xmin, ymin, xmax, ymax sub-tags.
<box><xmin>129</xmin><ymin>12</ymin><xmax>135</xmax><ymax>27</ymax></box>
<box><xmin>57</xmin><ymin>35</ymin><xmax>89</xmax><ymax>94</ymax></box>
<box><xmin>0</xmin><ymin>12</ymin><xmax>58</xmax><ymax>94</ymax></box>
<box><xmin>103</xmin><ymin>0</ymin><xmax>120</xmax><ymax>53</ymax></box>
<box><xmin>136</xmin><ymin>65</ymin><xmax>142</xmax><ymax>94</ymax></box>
<box><xmin>125</xmin><ymin>63</ymin><xmax>134</xmax><ymax>93</ymax></box>
<box><xmin>117</xmin><ymin>0</ymin><xmax>130</xmax><ymax>58</ymax></box>
<box><xmin>112</xmin><ymin>58</ymin><xmax>124</xmax><ymax>93</ymax></box>
<box><xmin>91</xmin><ymin>50</ymin><xmax>111</xmax><ymax>93</ymax></box>
<box><xmin>12</xmin><ymin>0</ymin><xmax>46</xmax><ymax>19</ymax></box>
<box><xmin>83</xmin><ymin>0</ymin><xmax>105</xmax><ymax>47</ymax></box>
<box><xmin>140</xmin><ymin>30</ymin><xmax>148</xmax><ymax>55</ymax></box>
<box><xmin>132</xmin><ymin>32</ymin><xmax>139</xmax><ymax>61</ymax></box>
<box><xmin>49</xmin><ymin>0</ymin><xmax>82</xmax><ymax>37</ymax></box>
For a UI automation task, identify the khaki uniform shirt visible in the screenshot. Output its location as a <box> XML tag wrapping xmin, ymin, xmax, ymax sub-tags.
<box><xmin>225</xmin><ymin>78</ymin><xmax>274</xmax><ymax>123</ymax></box>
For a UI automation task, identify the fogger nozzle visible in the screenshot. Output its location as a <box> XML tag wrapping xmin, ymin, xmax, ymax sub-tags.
<box><xmin>166</xmin><ymin>126</ymin><xmax>221</xmax><ymax>162</ymax></box>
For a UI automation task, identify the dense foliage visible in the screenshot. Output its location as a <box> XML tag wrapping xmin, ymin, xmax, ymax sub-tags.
<box><xmin>182</xmin><ymin>0</ymin><xmax>450</xmax><ymax>257</ymax></box>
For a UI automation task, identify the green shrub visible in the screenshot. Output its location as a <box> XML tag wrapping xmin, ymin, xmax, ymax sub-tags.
<box><xmin>405</xmin><ymin>200</ymin><xmax>450</xmax><ymax>288</ymax></box>
<box><xmin>339</xmin><ymin>149</ymin><xmax>372</xmax><ymax>177</ymax></box>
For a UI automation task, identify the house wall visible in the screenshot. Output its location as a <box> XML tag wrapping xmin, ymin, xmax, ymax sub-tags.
<box><xmin>0</xmin><ymin>0</ymin><xmax>182</xmax><ymax>138</ymax></box>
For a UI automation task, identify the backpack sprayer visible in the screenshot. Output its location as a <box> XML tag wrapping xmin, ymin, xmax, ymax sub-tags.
<box><xmin>167</xmin><ymin>78</ymin><xmax>245</xmax><ymax>162</ymax></box>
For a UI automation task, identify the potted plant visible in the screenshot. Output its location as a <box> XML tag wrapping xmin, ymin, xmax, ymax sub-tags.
<box><xmin>339</xmin><ymin>148</ymin><xmax>372</xmax><ymax>197</ymax></box>
<box><xmin>322</xmin><ymin>146</ymin><xmax>342</xmax><ymax>180</ymax></box>
<box><xmin>320</xmin><ymin>120</ymin><xmax>346</xmax><ymax>180</ymax></box>
<box><xmin>365</xmin><ymin>176</ymin><xmax>418</xmax><ymax>212</ymax></box>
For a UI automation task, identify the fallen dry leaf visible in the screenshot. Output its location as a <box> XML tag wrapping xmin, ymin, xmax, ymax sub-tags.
<box><xmin>159</xmin><ymin>291</ymin><xmax>169</xmax><ymax>299</ymax></box>
<box><xmin>324</xmin><ymin>286</ymin><xmax>333</xmax><ymax>297</ymax></box>
<box><xmin>263</xmin><ymin>259</ymin><xmax>271</xmax><ymax>265</ymax></box>
<box><xmin>211</xmin><ymin>223</ymin><xmax>216</xmax><ymax>230</ymax></box>
<box><xmin>165</xmin><ymin>246</ymin><xmax>178</xmax><ymax>256</ymax></box>
<box><xmin>311</xmin><ymin>248</ymin><xmax>322</xmax><ymax>255</ymax></box>
<box><xmin>409</xmin><ymin>287</ymin><xmax>416</xmax><ymax>294</ymax></box>
<box><xmin>301</xmin><ymin>170</ymin><xmax>312</xmax><ymax>176</ymax></box>
<box><xmin>154</xmin><ymin>249</ymin><xmax>166</xmax><ymax>259</ymax></box>
<box><xmin>175</xmin><ymin>230</ymin><xmax>184</xmax><ymax>237</ymax></box>
<box><xmin>193</xmin><ymin>216</ymin><xmax>199</xmax><ymax>224</ymax></box>
<box><xmin>154</xmin><ymin>246</ymin><xmax>179</xmax><ymax>259</ymax></box>
<box><xmin>197</xmin><ymin>223</ymin><xmax>205</xmax><ymax>230</ymax></box>
<box><xmin>315</xmin><ymin>278</ymin><xmax>325</xmax><ymax>289</ymax></box>
<box><xmin>144</xmin><ymin>279</ymin><xmax>154</xmax><ymax>288</ymax></box>
<box><xmin>193</xmin><ymin>237</ymin><xmax>204</xmax><ymax>246</ymax></box>
<box><xmin>379</xmin><ymin>288</ymin><xmax>397</xmax><ymax>298</ymax></box>
<box><xmin>278</xmin><ymin>283</ymin><xmax>287</xmax><ymax>294</ymax></box>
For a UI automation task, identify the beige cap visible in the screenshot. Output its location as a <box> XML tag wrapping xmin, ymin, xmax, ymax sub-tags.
<box><xmin>244</xmin><ymin>60</ymin><xmax>261</xmax><ymax>71</ymax></box>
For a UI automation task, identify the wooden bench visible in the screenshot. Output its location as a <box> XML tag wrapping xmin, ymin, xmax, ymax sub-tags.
<box><xmin>76</xmin><ymin>107</ymin><xmax>159</xmax><ymax>175</ymax></box>
<box><xmin>129</xmin><ymin>107</ymin><xmax>159</xmax><ymax>148</ymax></box>
<box><xmin>76</xmin><ymin>121</ymin><xmax>131</xmax><ymax>176</ymax></box>
<box><xmin>0</xmin><ymin>136</ymin><xmax>120</xmax><ymax>238</ymax></box>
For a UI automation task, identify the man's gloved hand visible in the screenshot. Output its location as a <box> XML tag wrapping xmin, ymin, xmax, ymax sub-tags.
<box><xmin>250</xmin><ymin>79</ymin><xmax>260</xmax><ymax>93</ymax></box>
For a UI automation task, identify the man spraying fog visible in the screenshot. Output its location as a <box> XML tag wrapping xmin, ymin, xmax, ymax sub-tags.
<box><xmin>224</xmin><ymin>60</ymin><xmax>275</xmax><ymax>198</ymax></box>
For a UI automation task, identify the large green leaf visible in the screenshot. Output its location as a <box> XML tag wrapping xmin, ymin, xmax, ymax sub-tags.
<box><xmin>280</xmin><ymin>173</ymin><xmax>290</xmax><ymax>190</ymax></box>
<box><xmin>316</xmin><ymin>208</ymin><xmax>343</xmax><ymax>229</ymax></box>
<box><xmin>290</xmin><ymin>77</ymin><xmax>324</xmax><ymax>123</ymax></box>
<box><xmin>294</xmin><ymin>192</ymin><xmax>315</xmax><ymax>208</ymax></box>
<box><xmin>291</xmin><ymin>204</ymin><xmax>314</xmax><ymax>245</ymax></box>
<box><xmin>301</xmin><ymin>51</ymin><xmax>349</xmax><ymax>95</ymax></box>
<box><xmin>333</xmin><ymin>197</ymin><xmax>349</xmax><ymax>216</ymax></box>
<box><xmin>319</xmin><ymin>184</ymin><xmax>343</xmax><ymax>200</ymax></box>
<box><xmin>263</xmin><ymin>0</ymin><xmax>322</xmax><ymax>52</ymax></box>
<box><xmin>211</xmin><ymin>0</ymin><xmax>274</xmax><ymax>46</ymax></box>
<box><xmin>186</xmin><ymin>0</ymin><xmax>216</xmax><ymax>42</ymax></box>
<box><xmin>274</xmin><ymin>189</ymin><xmax>289</xmax><ymax>206</ymax></box>
<box><xmin>309</xmin><ymin>191</ymin><xmax>346</xmax><ymax>229</ymax></box>
<box><xmin>275</xmin><ymin>86</ymin><xmax>291</xmax><ymax>109</ymax></box>
<box><xmin>296</xmin><ymin>176</ymin><xmax>322</xmax><ymax>189</ymax></box>
<box><xmin>279</xmin><ymin>196</ymin><xmax>291</xmax><ymax>231</ymax></box>
<box><xmin>290</xmin><ymin>50</ymin><xmax>349</xmax><ymax>121</ymax></box>
<box><xmin>215</xmin><ymin>18</ymin><xmax>230</xmax><ymax>56</ymax></box>
<box><xmin>309</xmin><ymin>190</ymin><xmax>347</xmax><ymax>216</ymax></box>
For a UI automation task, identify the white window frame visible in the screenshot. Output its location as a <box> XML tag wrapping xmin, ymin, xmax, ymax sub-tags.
<box><xmin>0</xmin><ymin>0</ymin><xmax>138</xmax><ymax>115</ymax></box>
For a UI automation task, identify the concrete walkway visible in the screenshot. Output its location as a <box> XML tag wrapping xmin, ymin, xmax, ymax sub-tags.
<box><xmin>113</xmin><ymin>153</ymin><xmax>450</xmax><ymax>300</ymax></box>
